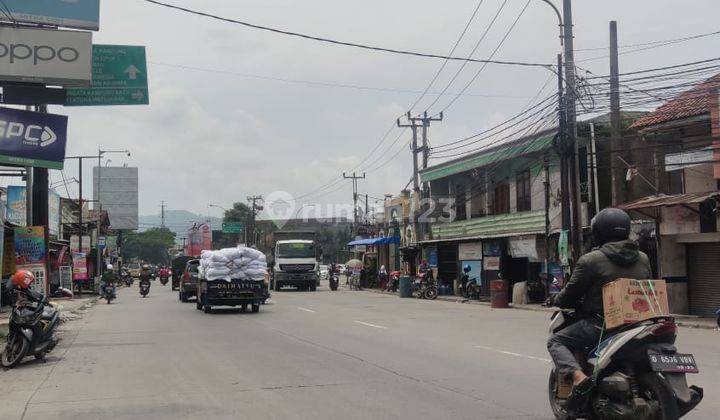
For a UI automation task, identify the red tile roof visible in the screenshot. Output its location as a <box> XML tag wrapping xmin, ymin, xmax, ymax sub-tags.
<box><xmin>630</xmin><ymin>73</ymin><xmax>720</xmax><ymax>129</ymax></box>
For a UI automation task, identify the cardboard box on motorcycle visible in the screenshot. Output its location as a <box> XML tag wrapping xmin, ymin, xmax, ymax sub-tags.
<box><xmin>602</xmin><ymin>279</ymin><xmax>669</xmax><ymax>329</ymax></box>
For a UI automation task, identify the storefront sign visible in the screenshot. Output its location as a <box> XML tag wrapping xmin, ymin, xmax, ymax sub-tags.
<box><xmin>484</xmin><ymin>256</ymin><xmax>500</xmax><ymax>271</ymax></box>
<box><xmin>0</xmin><ymin>26</ymin><xmax>92</xmax><ymax>86</ymax></box>
<box><xmin>459</xmin><ymin>242</ymin><xmax>483</xmax><ymax>260</ymax></box>
<box><xmin>72</xmin><ymin>252</ymin><xmax>88</xmax><ymax>280</ymax></box>
<box><xmin>0</xmin><ymin>107</ymin><xmax>69</xmax><ymax>169</ymax></box>
<box><xmin>1</xmin><ymin>0</ymin><xmax>100</xmax><ymax>31</ymax></box>
<box><xmin>509</xmin><ymin>235</ymin><xmax>538</xmax><ymax>259</ymax></box>
<box><xmin>6</xmin><ymin>185</ymin><xmax>26</xmax><ymax>226</ymax></box>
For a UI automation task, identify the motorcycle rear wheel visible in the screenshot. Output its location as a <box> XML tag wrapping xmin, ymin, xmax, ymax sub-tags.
<box><xmin>638</xmin><ymin>373</ymin><xmax>680</xmax><ymax>420</ymax></box>
<box><xmin>424</xmin><ymin>286</ymin><xmax>438</xmax><ymax>300</ymax></box>
<box><xmin>1</xmin><ymin>335</ymin><xmax>30</xmax><ymax>369</ymax></box>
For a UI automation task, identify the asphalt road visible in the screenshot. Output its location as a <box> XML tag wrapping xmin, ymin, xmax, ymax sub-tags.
<box><xmin>1</xmin><ymin>280</ymin><xmax>717</xmax><ymax>420</ymax></box>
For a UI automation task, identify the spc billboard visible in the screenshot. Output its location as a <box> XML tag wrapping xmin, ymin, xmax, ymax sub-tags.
<box><xmin>1</xmin><ymin>0</ymin><xmax>101</xmax><ymax>31</ymax></box>
<box><xmin>93</xmin><ymin>167</ymin><xmax>139</xmax><ymax>230</ymax></box>
<box><xmin>0</xmin><ymin>26</ymin><xmax>92</xmax><ymax>86</ymax></box>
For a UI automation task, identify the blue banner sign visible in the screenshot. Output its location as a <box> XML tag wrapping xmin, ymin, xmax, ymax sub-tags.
<box><xmin>2</xmin><ymin>0</ymin><xmax>100</xmax><ymax>31</ymax></box>
<box><xmin>0</xmin><ymin>107</ymin><xmax>68</xmax><ymax>170</ymax></box>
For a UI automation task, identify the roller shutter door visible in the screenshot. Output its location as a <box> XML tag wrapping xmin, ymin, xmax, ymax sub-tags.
<box><xmin>687</xmin><ymin>243</ymin><xmax>720</xmax><ymax>317</ymax></box>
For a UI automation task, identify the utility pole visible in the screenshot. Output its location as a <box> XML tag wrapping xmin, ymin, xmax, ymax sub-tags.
<box><xmin>544</xmin><ymin>154</ymin><xmax>551</xmax><ymax>273</ymax></box>
<box><xmin>562</xmin><ymin>0</ymin><xmax>583</xmax><ymax>262</ymax></box>
<box><xmin>397</xmin><ymin>114</ymin><xmax>423</xmax><ymax>193</ymax></box>
<box><xmin>32</xmin><ymin>105</ymin><xmax>50</xmax><ymax>296</ymax></box>
<box><xmin>160</xmin><ymin>201</ymin><xmax>167</xmax><ymax>229</ymax></box>
<box><xmin>609</xmin><ymin>20</ymin><xmax>624</xmax><ymax>206</ymax></box>
<box><xmin>343</xmin><ymin>172</ymin><xmax>365</xmax><ymax>232</ymax></box>
<box><xmin>246</xmin><ymin>196</ymin><xmax>263</xmax><ymax>246</ymax></box>
<box><xmin>557</xmin><ymin>53</ymin><xmax>571</xmax><ymax>235</ymax></box>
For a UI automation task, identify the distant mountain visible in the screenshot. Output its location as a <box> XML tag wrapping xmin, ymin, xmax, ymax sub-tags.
<box><xmin>139</xmin><ymin>210</ymin><xmax>221</xmax><ymax>243</ymax></box>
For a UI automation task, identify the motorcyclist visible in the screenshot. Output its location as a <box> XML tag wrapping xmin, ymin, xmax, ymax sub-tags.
<box><xmin>101</xmin><ymin>264</ymin><xmax>117</xmax><ymax>298</ymax></box>
<box><xmin>546</xmin><ymin>208</ymin><xmax>652</xmax><ymax>413</ymax></box>
<box><xmin>459</xmin><ymin>264</ymin><xmax>473</xmax><ymax>297</ymax></box>
<box><xmin>139</xmin><ymin>264</ymin><xmax>152</xmax><ymax>289</ymax></box>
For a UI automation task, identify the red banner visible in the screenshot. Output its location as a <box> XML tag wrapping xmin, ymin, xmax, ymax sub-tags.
<box><xmin>186</xmin><ymin>223</ymin><xmax>213</xmax><ymax>256</ymax></box>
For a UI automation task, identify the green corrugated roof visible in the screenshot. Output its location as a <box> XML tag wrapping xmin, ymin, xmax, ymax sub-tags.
<box><xmin>420</xmin><ymin>132</ymin><xmax>556</xmax><ymax>183</ymax></box>
<box><xmin>431</xmin><ymin>210</ymin><xmax>546</xmax><ymax>240</ymax></box>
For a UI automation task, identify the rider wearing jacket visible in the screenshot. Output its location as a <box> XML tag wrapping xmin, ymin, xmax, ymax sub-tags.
<box><xmin>547</xmin><ymin>208</ymin><xmax>652</xmax><ymax>409</ymax></box>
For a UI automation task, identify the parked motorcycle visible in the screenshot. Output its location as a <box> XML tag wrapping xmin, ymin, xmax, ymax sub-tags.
<box><xmin>548</xmin><ymin>310</ymin><xmax>703</xmax><ymax>419</ymax></box>
<box><xmin>461</xmin><ymin>276</ymin><xmax>480</xmax><ymax>300</ymax></box>
<box><xmin>139</xmin><ymin>280</ymin><xmax>151</xmax><ymax>298</ymax></box>
<box><xmin>384</xmin><ymin>271</ymin><xmax>400</xmax><ymax>292</ymax></box>
<box><xmin>1</xmin><ymin>293</ymin><xmax>60</xmax><ymax>368</ymax></box>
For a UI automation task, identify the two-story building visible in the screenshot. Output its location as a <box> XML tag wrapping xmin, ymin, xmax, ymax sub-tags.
<box><xmin>620</xmin><ymin>74</ymin><xmax>720</xmax><ymax>317</ymax></box>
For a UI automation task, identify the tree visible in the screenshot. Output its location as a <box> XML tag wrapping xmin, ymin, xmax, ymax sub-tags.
<box><xmin>121</xmin><ymin>228</ymin><xmax>176</xmax><ymax>264</ymax></box>
<box><xmin>223</xmin><ymin>202</ymin><xmax>251</xmax><ymax>224</ymax></box>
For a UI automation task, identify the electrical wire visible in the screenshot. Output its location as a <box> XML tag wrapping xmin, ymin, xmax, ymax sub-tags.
<box><xmin>142</xmin><ymin>0</ymin><xmax>551</xmax><ymax>69</ymax></box>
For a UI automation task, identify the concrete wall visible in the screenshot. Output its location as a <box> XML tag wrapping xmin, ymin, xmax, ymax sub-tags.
<box><xmin>667</xmin><ymin>282</ymin><xmax>689</xmax><ymax>315</ymax></box>
<box><xmin>659</xmin><ymin>235</ymin><xmax>686</xmax><ymax>278</ymax></box>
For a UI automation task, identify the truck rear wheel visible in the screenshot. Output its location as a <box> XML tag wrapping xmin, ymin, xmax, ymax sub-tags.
<box><xmin>203</xmin><ymin>304</ymin><xmax>212</xmax><ymax>314</ymax></box>
<box><xmin>180</xmin><ymin>292</ymin><xmax>188</xmax><ymax>303</ymax></box>
<box><xmin>251</xmin><ymin>304</ymin><xmax>260</xmax><ymax>313</ymax></box>
<box><xmin>274</xmin><ymin>281</ymin><xmax>281</xmax><ymax>292</ymax></box>
<box><xmin>196</xmin><ymin>296</ymin><xmax>203</xmax><ymax>310</ymax></box>
<box><xmin>310</xmin><ymin>284</ymin><xmax>317</xmax><ymax>291</ymax></box>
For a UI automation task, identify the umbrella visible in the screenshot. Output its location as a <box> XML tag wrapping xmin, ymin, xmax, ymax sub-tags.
<box><xmin>345</xmin><ymin>259</ymin><xmax>363</xmax><ymax>269</ymax></box>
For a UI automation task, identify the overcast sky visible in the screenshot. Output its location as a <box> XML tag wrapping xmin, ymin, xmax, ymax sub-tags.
<box><xmin>36</xmin><ymin>0</ymin><xmax>720</xmax><ymax>222</ymax></box>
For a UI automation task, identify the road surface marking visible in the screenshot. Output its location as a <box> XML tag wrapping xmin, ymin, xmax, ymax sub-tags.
<box><xmin>354</xmin><ymin>321</ymin><xmax>388</xmax><ymax>329</ymax></box>
<box><xmin>297</xmin><ymin>307</ymin><xmax>316</xmax><ymax>313</ymax></box>
<box><xmin>475</xmin><ymin>345</ymin><xmax>551</xmax><ymax>363</ymax></box>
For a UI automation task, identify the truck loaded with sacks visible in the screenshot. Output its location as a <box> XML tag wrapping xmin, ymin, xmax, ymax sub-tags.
<box><xmin>196</xmin><ymin>246</ymin><xmax>269</xmax><ymax>313</ymax></box>
<box><xmin>270</xmin><ymin>231</ymin><xmax>321</xmax><ymax>291</ymax></box>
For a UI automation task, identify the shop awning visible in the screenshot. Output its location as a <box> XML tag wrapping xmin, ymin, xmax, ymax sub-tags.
<box><xmin>618</xmin><ymin>191</ymin><xmax>720</xmax><ymax>210</ymax></box>
<box><xmin>348</xmin><ymin>236</ymin><xmax>401</xmax><ymax>246</ymax></box>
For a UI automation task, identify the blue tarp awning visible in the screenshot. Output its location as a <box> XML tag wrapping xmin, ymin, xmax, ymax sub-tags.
<box><xmin>348</xmin><ymin>237</ymin><xmax>400</xmax><ymax>246</ymax></box>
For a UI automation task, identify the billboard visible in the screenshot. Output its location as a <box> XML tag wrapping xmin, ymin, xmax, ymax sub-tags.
<box><xmin>6</xmin><ymin>186</ymin><xmax>64</xmax><ymax>228</ymax></box>
<box><xmin>93</xmin><ymin>167</ymin><xmax>139</xmax><ymax>230</ymax></box>
<box><xmin>186</xmin><ymin>223</ymin><xmax>212</xmax><ymax>257</ymax></box>
<box><xmin>0</xmin><ymin>107</ymin><xmax>69</xmax><ymax>169</ymax></box>
<box><xmin>1</xmin><ymin>0</ymin><xmax>100</xmax><ymax>31</ymax></box>
<box><xmin>0</xmin><ymin>26</ymin><xmax>92</xmax><ymax>86</ymax></box>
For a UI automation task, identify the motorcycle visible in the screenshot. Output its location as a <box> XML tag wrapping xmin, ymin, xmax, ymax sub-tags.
<box><xmin>329</xmin><ymin>272</ymin><xmax>339</xmax><ymax>291</ymax></box>
<box><xmin>548</xmin><ymin>310</ymin><xmax>703</xmax><ymax>419</ymax></box>
<box><xmin>461</xmin><ymin>274</ymin><xmax>480</xmax><ymax>300</ymax></box>
<box><xmin>139</xmin><ymin>281</ymin><xmax>151</xmax><ymax>298</ymax></box>
<box><xmin>416</xmin><ymin>270</ymin><xmax>438</xmax><ymax>300</ymax></box>
<box><xmin>102</xmin><ymin>283</ymin><xmax>116</xmax><ymax>304</ymax></box>
<box><xmin>1</xmin><ymin>294</ymin><xmax>60</xmax><ymax>368</ymax></box>
<box><xmin>384</xmin><ymin>271</ymin><xmax>400</xmax><ymax>292</ymax></box>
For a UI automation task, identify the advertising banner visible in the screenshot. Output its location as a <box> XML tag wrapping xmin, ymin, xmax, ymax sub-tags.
<box><xmin>1</xmin><ymin>0</ymin><xmax>100</xmax><ymax>30</ymax></box>
<box><xmin>72</xmin><ymin>252</ymin><xmax>88</xmax><ymax>280</ymax></box>
<box><xmin>93</xmin><ymin>167</ymin><xmax>138</xmax><ymax>230</ymax></box>
<box><xmin>70</xmin><ymin>235</ymin><xmax>80</xmax><ymax>253</ymax></box>
<box><xmin>0</xmin><ymin>26</ymin><xmax>92</xmax><ymax>86</ymax></box>
<box><xmin>185</xmin><ymin>223</ymin><xmax>212</xmax><ymax>257</ymax></box>
<box><xmin>3</xmin><ymin>229</ymin><xmax>15</xmax><ymax>277</ymax></box>
<box><xmin>48</xmin><ymin>189</ymin><xmax>61</xmax><ymax>238</ymax></box>
<box><xmin>484</xmin><ymin>256</ymin><xmax>500</xmax><ymax>271</ymax></box>
<box><xmin>82</xmin><ymin>235</ymin><xmax>91</xmax><ymax>254</ymax></box>
<box><xmin>14</xmin><ymin>226</ymin><xmax>46</xmax><ymax>267</ymax></box>
<box><xmin>509</xmin><ymin>235</ymin><xmax>538</xmax><ymax>259</ymax></box>
<box><xmin>0</xmin><ymin>108</ymin><xmax>69</xmax><ymax>169</ymax></box>
<box><xmin>6</xmin><ymin>185</ymin><xmax>26</xmax><ymax>226</ymax></box>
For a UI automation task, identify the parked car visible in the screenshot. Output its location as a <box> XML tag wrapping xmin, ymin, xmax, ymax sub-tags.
<box><xmin>179</xmin><ymin>259</ymin><xmax>200</xmax><ymax>302</ymax></box>
<box><xmin>319</xmin><ymin>265</ymin><xmax>329</xmax><ymax>281</ymax></box>
<box><xmin>171</xmin><ymin>256</ymin><xmax>192</xmax><ymax>291</ymax></box>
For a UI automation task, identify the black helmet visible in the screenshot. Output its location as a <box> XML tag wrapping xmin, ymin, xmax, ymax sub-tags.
<box><xmin>591</xmin><ymin>208</ymin><xmax>631</xmax><ymax>245</ymax></box>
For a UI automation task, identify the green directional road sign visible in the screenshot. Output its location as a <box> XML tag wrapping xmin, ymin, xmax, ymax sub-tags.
<box><xmin>66</xmin><ymin>45</ymin><xmax>149</xmax><ymax>106</ymax></box>
<box><xmin>222</xmin><ymin>222</ymin><xmax>244</xmax><ymax>234</ymax></box>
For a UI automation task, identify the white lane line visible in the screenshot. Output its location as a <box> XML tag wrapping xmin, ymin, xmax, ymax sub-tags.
<box><xmin>474</xmin><ymin>345</ymin><xmax>551</xmax><ymax>363</ymax></box>
<box><xmin>297</xmin><ymin>307</ymin><xmax>316</xmax><ymax>313</ymax></box>
<box><xmin>354</xmin><ymin>321</ymin><xmax>388</xmax><ymax>330</ymax></box>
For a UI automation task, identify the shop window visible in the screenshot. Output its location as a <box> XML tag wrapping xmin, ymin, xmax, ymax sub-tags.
<box><xmin>494</xmin><ymin>183</ymin><xmax>510</xmax><ymax>215</ymax></box>
<box><xmin>516</xmin><ymin>170</ymin><xmax>532</xmax><ymax>212</ymax></box>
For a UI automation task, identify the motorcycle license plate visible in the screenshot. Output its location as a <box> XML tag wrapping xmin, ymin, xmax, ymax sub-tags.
<box><xmin>648</xmin><ymin>352</ymin><xmax>699</xmax><ymax>374</ymax></box>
